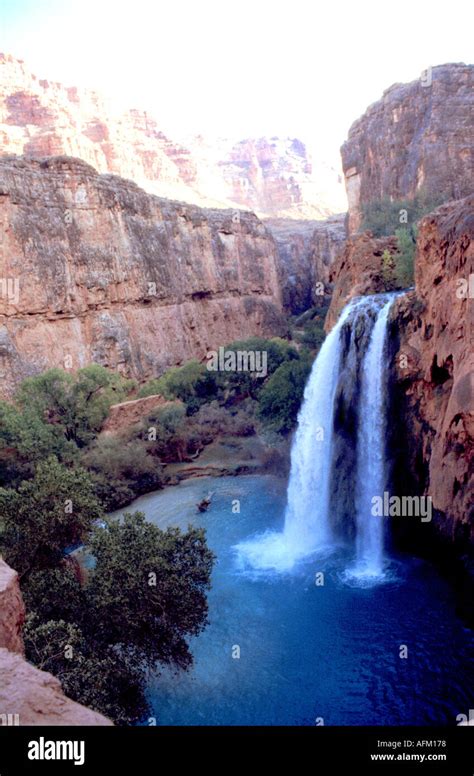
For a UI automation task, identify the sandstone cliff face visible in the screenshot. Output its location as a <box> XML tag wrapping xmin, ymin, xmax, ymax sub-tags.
<box><xmin>0</xmin><ymin>559</ymin><xmax>24</xmax><ymax>654</ymax></box>
<box><xmin>341</xmin><ymin>63</ymin><xmax>474</xmax><ymax>233</ymax></box>
<box><xmin>324</xmin><ymin>232</ymin><xmax>398</xmax><ymax>330</ymax></box>
<box><xmin>188</xmin><ymin>135</ymin><xmax>346</xmax><ymax>219</ymax></box>
<box><xmin>267</xmin><ymin>214</ymin><xmax>347</xmax><ymax>313</ymax></box>
<box><xmin>0</xmin><ymin>54</ymin><xmax>346</xmax><ymax>218</ymax></box>
<box><xmin>0</xmin><ymin>559</ymin><xmax>111</xmax><ymax>725</ymax></box>
<box><xmin>0</xmin><ymin>648</ymin><xmax>112</xmax><ymax>725</ymax></box>
<box><xmin>389</xmin><ymin>197</ymin><xmax>473</xmax><ymax>553</ymax></box>
<box><xmin>0</xmin><ymin>156</ymin><xmax>286</xmax><ymax>399</ymax></box>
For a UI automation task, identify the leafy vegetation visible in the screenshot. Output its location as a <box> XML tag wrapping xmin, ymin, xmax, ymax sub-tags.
<box><xmin>138</xmin><ymin>360</ymin><xmax>216</xmax><ymax>414</ymax></box>
<box><xmin>0</xmin><ymin>460</ymin><xmax>215</xmax><ymax>724</ymax></box>
<box><xmin>360</xmin><ymin>190</ymin><xmax>449</xmax><ymax>289</ymax></box>
<box><xmin>394</xmin><ymin>226</ymin><xmax>417</xmax><ymax>288</ymax></box>
<box><xmin>257</xmin><ymin>353</ymin><xmax>313</xmax><ymax>433</ymax></box>
<box><xmin>0</xmin><ymin>329</ymin><xmax>319</xmax><ymax>721</ymax></box>
<box><xmin>360</xmin><ymin>191</ymin><xmax>447</xmax><ymax>238</ymax></box>
<box><xmin>16</xmin><ymin>365</ymin><xmax>134</xmax><ymax>447</ymax></box>
<box><xmin>0</xmin><ymin>457</ymin><xmax>103</xmax><ymax>578</ymax></box>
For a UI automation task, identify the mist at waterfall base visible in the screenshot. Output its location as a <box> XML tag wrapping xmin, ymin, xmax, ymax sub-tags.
<box><xmin>236</xmin><ymin>294</ymin><xmax>396</xmax><ymax>580</ymax></box>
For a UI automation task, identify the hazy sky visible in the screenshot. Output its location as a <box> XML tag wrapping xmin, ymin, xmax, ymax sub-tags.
<box><xmin>0</xmin><ymin>0</ymin><xmax>472</xmax><ymax>162</ymax></box>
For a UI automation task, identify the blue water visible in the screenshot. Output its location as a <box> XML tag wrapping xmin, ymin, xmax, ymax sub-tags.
<box><xmin>117</xmin><ymin>475</ymin><xmax>474</xmax><ymax>726</ymax></box>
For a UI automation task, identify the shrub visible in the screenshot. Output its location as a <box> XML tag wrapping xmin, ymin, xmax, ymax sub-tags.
<box><xmin>194</xmin><ymin>401</ymin><xmax>256</xmax><ymax>437</ymax></box>
<box><xmin>301</xmin><ymin>321</ymin><xmax>326</xmax><ymax>349</ymax></box>
<box><xmin>138</xmin><ymin>361</ymin><xmax>217</xmax><ymax>413</ymax></box>
<box><xmin>394</xmin><ymin>227</ymin><xmax>416</xmax><ymax>287</ymax></box>
<box><xmin>257</xmin><ymin>355</ymin><xmax>313</xmax><ymax>434</ymax></box>
<box><xmin>361</xmin><ymin>190</ymin><xmax>447</xmax><ymax>238</ymax></box>
<box><xmin>16</xmin><ymin>365</ymin><xmax>135</xmax><ymax>447</ymax></box>
<box><xmin>82</xmin><ymin>436</ymin><xmax>163</xmax><ymax>510</ymax></box>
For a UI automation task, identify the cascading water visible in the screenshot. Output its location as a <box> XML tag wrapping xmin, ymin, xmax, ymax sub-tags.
<box><xmin>236</xmin><ymin>293</ymin><xmax>397</xmax><ymax>578</ymax></box>
<box><xmin>351</xmin><ymin>298</ymin><xmax>394</xmax><ymax>579</ymax></box>
<box><xmin>235</xmin><ymin>301</ymin><xmax>354</xmax><ymax>572</ymax></box>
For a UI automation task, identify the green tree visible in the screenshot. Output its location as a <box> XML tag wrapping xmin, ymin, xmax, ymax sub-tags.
<box><xmin>0</xmin><ymin>457</ymin><xmax>103</xmax><ymax>578</ymax></box>
<box><xmin>86</xmin><ymin>513</ymin><xmax>215</xmax><ymax>669</ymax></box>
<box><xmin>381</xmin><ymin>248</ymin><xmax>396</xmax><ymax>289</ymax></box>
<box><xmin>17</xmin><ymin>365</ymin><xmax>134</xmax><ymax>447</ymax></box>
<box><xmin>394</xmin><ymin>226</ymin><xmax>416</xmax><ymax>287</ymax></box>
<box><xmin>22</xmin><ymin>565</ymin><xmax>85</xmax><ymax>624</ymax></box>
<box><xmin>213</xmin><ymin>337</ymin><xmax>299</xmax><ymax>401</ymax></box>
<box><xmin>257</xmin><ymin>356</ymin><xmax>312</xmax><ymax>433</ymax></box>
<box><xmin>301</xmin><ymin>320</ymin><xmax>326</xmax><ymax>350</ymax></box>
<box><xmin>23</xmin><ymin>616</ymin><xmax>147</xmax><ymax>725</ymax></box>
<box><xmin>139</xmin><ymin>361</ymin><xmax>217</xmax><ymax>413</ymax></box>
<box><xmin>82</xmin><ymin>436</ymin><xmax>163</xmax><ymax>510</ymax></box>
<box><xmin>361</xmin><ymin>190</ymin><xmax>448</xmax><ymax>237</ymax></box>
<box><xmin>0</xmin><ymin>401</ymin><xmax>75</xmax><ymax>485</ymax></box>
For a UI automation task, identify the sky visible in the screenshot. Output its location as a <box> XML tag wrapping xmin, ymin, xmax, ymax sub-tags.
<box><xmin>0</xmin><ymin>0</ymin><xmax>472</xmax><ymax>163</ymax></box>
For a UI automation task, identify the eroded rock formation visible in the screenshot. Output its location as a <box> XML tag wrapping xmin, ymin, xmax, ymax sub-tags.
<box><xmin>0</xmin><ymin>559</ymin><xmax>24</xmax><ymax>654</ymax></box>
<box><xmin>324</xmin><ymin>232</ymin><xmax>398</xmax><ymax>330</ymax></box>
<box><xmin>0</xmin><ymin>648</ymin><xmax>112</xmax><ymax>725</ymax></box>
<box><xmin>267</xmin><ymin>214</ymin><xmax>347</xmax><ymax>313</ymax></box>
<box><xmin>389</xmin><ymin>197</ymin><xmax>473</xmax><ymax>556</ymax></box>
<box><xmin>189</xmin><ymin>136</ymin><xmax>346</xmax><ymax>219</ymax></box>
<box><xmin>0</xmin><ymin>53</ymin><xmax>346</xmax><ymax>218</ymax></box>
<box><xmin>341</xmin><ymin>63</ymin><xmax>474</xmax><ymax>233</ymax></box>
<box><xmin>0</xmin><ymin>559</ymin><xmax>111</xmax><ymax>725</ymax></box>
<box><xmin>0</xmin><ymin>155</ymin><xmax>286</xmax><ymax>398</ymax></box>
<box><xmin>101</xmin><ymin>394</ymin><xmax>168</xmax><ymax>434</ymax></box>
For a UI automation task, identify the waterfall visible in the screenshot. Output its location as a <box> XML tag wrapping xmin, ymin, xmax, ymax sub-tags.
<box><xmin>235</xmin><ymin>293</ymin><xmax>396</xmax><ymax>576</ymax></box>
<box><xmin>281</xmin><ymin>302</ymin><xmax>354</xmax><ymax>559</ymax></box>
<box><xmin>352</xmin><ymin>298</ymin><xmax>393</xmax><ymax>579</ymax></box>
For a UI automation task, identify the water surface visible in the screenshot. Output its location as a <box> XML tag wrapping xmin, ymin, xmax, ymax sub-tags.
<box><xmin>117</xmin><ymin>475</ymin><xmax>474</xmax><ymax>726</ymax></box>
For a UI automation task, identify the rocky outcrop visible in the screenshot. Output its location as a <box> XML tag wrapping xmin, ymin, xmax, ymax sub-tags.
<box><xmin>0</xmin><ymin>559</ymin><xmax>111</xmax><ymax>725</ymax></box>
<box><xmin>0</xmin><ymin>649</ymin><xmax>112</xmax><ymax>725</ymax></box>
<box><xmin>324</xmin><ymin>232</ymin><xmax>398</xmax><ymax>330</ymax></box>
<box><xmin>0</xmin><ymin>559</ymin><xmax>25</xmax><ymax>654</ymax></box>
<box><xmin>0</xmin><ymin>54</ymin><xmax>346</xmax><ymax>219</ymax></box>
<box><xmin>389</xmin><ymin>197</ymin><xmax>473</xmax><ymax>559</ymax></box>
<box><xmin>189</xmin><ymin>136</ymin><xmax>347</xmax><ymax>219</ymax></box>
<box><xmin>267</xmin><ymin>214</ymin><xmax>347</xmax><ymax>313</ymax></box>
<box><xmin>0</xmin><ymin>155</ymin><xmax>286</xmax><ymax>398</ymax></box>
<box><xmin>101</xmin><ymin>394</ymin><xmax>168</xmax><ymax>434</ymax></box>
<box><xmin>341</xmin><ymin>63</ymin><xmax>474</xmax><ymax>232</ymax></box>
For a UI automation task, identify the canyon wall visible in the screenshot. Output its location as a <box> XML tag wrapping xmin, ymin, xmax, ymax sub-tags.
<box><xmin>189</xmin><ymin>136</ymin><xmax>346</xmax><ymax>219</ymax></box>
<box><xmin>0</xmin><ymin>558</ymin><xmax>112</xmax><ymax>725</ymax></box>
<box><xmin>324</xmin><ymin>232</ymin><xmax>398</xmax><ymax>330</ymax></box>
<box><xmin>267</xmin><ymin>214</ymin><xmax>347</xmax><ymax>313</ymax></box>
<box><xmin>341</xmin><ymin>63</ymin><xmax>474</xmax><ymax>233</ymax></box>
<box><xmin>389</xmin><ymin>197</ymin><xmax>473</xmax><ymax>555</ymax></box>
<box><xmin>0</xmin><ymin>559</ymin><xmax>25</xmax><ymax>654</ymax></box>
<box><xmin>324</xmin><ymin>197</ymin><xmax>473</xmax><ymax>593</ymax></box>
<box><xmin>0</xmin><ymin>53</ymin><xmax>346</xmax><ymax>219</ymax></box>
<box><xmin>0</xmin><ymin>155</ymin><xmax>286</xmax><ymax>399</ymax></box>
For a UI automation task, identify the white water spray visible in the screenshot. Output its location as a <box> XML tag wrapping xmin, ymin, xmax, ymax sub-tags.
<box><xmin>350</xmin><ymin>298</ymin><xmax>394</xmax><ymax>579</ymax></box>
<box><xmin>235</xmin><ymin>294</ymin><xmax>396</xmax><ymax>576</ymax></box>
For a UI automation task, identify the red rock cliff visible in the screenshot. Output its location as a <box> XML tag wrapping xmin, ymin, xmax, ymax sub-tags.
<box><xmin>390</xmin><ymin>196</ymin><xmax>473</xmax><ymax>551</ymax></box>
<box><xmin>341</xmin><ymin>63</ymin><xmax>474</xmax><ymax>233</ymax></box>
<box><xmin>324</xmin><ymin>232</ymin><xmax>398</xmax><ymax>331</ymax></box>
<box><xmin>0</xmin><ymin>558</ymin><xmax>111</xmax><ymax>725</ymax></box>
<box><xmin>0</xmin><ymin>54</ymin><xmax>345</xmax><ymax>219</ymax></box>
<box><xmin>266</xmin><ymin>214</ymin><xmax>347</xmax><ymax>313</ymax></box>
<box><xmin>0</xmin><ymin>156</ymin><xmax>285</xmax><ymax>398</ymax></box>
